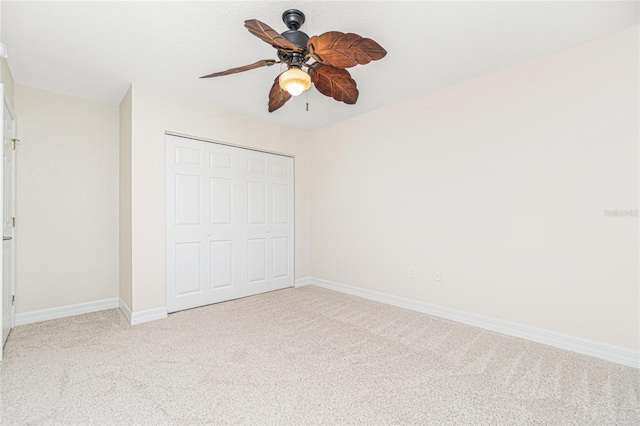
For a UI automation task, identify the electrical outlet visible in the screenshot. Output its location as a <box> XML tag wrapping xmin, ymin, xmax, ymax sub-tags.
<box><xmin>408</xmin><ymin>268</ymin><xmax>416</xmax><ymax>279</ymax></box>
<box><xmin>434</xmin><ymin>270</ymin><xmax>442</xmax><ymax>281</ymax></box>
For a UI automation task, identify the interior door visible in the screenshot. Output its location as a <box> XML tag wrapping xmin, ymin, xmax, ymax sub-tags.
<box><xmin>242</xmin><ymin>152</ymin><xmax>294</xmax><ymax>297</ymax></box>
<box><xmin>166</xmin><ymin>135</ymin><xmax>294</xmax><ymax>313</ymax></box>
<box><xmin>203</xmin><ymin>142</ymin><xmax>243</xmax><ymax>305</ymax></box>
<box><xmin>242</xmin><ymin>154</ymin><xmax>271</xmax><ymax>297</ymax></box>
<box><xmin>2</xmin><ymin>92</ymin><xmax>16</xmax><ymax>348</ymax></box>
<box><xmin>166</xmin><ymin>136</ymin><xmax>209</xmax><ymax>312</ymax></box>
<box><xmin>265</xmin><ymin>154</ymin><xmax>294</xmax><ymax>292</ymax></box>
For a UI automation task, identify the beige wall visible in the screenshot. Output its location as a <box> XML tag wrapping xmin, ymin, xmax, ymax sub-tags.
<box><xmin>118</xmin><ymin>87</ymin><xmax>132</xmax><ymax>309</ymax></box>
<box><xmin>310</xmin><ymin>26</ymin><xmax>639</xmax><ymax>350</ymax></box>
<box><xmin>128</xmin><ymin>84</ymin><xmax>312</xmax><ymax>312</ymax></box>
<box><xmin>8</xmin><ymin>24</ymin><xmax>637</xmax><ymax>353</ymax></box>
<box><xmin>1</xmin><ymin>0</ymin><xmax>15</xmax><ymax>105</ymax></box>
<box><xmin>14</xmin><ymin>85</ymin><xmax>119</xmax><ymax>313</ymax></box>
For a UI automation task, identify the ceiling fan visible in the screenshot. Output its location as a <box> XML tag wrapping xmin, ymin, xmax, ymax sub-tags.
<box><xmin>200</xmin><ymin>9</ymin><xmax>387</xmax><ymax>112</ymax></box>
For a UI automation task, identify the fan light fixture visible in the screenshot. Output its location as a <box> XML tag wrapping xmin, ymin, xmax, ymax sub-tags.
<box><xmin>279</xmin><ymin>67</ymin><xmax>311</xmax><ymax>96</ymax></box>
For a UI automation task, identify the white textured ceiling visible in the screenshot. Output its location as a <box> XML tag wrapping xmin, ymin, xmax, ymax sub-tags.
<box><xmin>2</xmin><ymin>1</ymin><xmax>638</xmax><ymax>130</ymax></box>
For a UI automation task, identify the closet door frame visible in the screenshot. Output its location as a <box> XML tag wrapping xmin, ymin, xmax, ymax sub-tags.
<box><xmin>165</xmin><ymin>132</ymin><xmax>295</xmax><ymax>313</ymax></box>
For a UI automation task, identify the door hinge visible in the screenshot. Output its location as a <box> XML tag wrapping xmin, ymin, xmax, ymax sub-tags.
<box><xmin>11</xmin><ymin>138</ymin><xmax>19</xmax><ymax>150</ymax></box>
<box><xmin>11</xmin><ymin>217</ymin><xmax>15</xmax><ymax>227</ymax></box>
<box><xmin>12</xmin><ymin>295</ymin><xmax>15</xmax><ymax>305</ymax></box>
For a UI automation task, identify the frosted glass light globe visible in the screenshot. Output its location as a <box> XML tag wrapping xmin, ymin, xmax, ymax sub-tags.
<box><xmin>284</xmin><ymin>82</ymin><xmax>305</xmax><ymax>96</ymax></box>
<box><xmin>279</xmin><ymin>67</ymin><xmax>311</xmax><ymax>97</ymax></box>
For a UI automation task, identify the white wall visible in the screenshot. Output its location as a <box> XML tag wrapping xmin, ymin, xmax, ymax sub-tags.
<box><xmin>310</xmin><ymin>25</ymin><xmax>639</xmax><ymax>350</ymax></box>
<box><xmin>14</xmin><ymin>84</ymin><xmax>119</xmax><ymax>313</ymax></box>
<box><xmin>127</xmin><ymin>84</ymin><xmax>312</xmax><ymax>312</ymax></box>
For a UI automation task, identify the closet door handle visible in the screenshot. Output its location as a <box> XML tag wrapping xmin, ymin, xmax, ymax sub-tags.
<box><xmin>3</xmin><ymin>237</ymin><xmax>12</xmax><ymax>241</ymax></box>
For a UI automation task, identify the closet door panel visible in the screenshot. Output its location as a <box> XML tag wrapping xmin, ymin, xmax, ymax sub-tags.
<box><xmin>166</xmin><ymin>136</ymin><xmax>208</xmax><ymax>312</ymax></box>
<box><xmin>175</xmin><ymin>242</ymin><xmax>204</xmax><ymax>295</ymax></box>
<box><xmin>210</xmin><ymin>240</ymin><xmax>232</xmax><ymax>288</ymax></box>
<box><xmin>266</xmin><ymin>154</ymin><xmax>294</xmax><ymax>291</ymax></box>
<box><xmin>167</xmin><ymin>135</ymin><xmax>295</xmax><ymax>312</ymax></box>
<box><xmin>243</xmin><ymin>152</ymin><xmax>271</xmax><ymax>296</ymax></box>
<box><xmin>205</xmin><ymin>142</ymin><xmax>242</xmax><ymax>304</ymax></box>
<box><xmin>209</xmin><ymin>178</ymin><xmax>232</xmax><ymax>225</ymax></box>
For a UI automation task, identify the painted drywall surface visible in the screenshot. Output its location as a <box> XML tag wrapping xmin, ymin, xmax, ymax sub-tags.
<box><xmin>130</xmin><ymin>84</ymin><xmax>312</xmax><ymax>312</ymax></box>
<box><xmin>14</xmin><ymin>85</ymin><xmax>119</xmax><ymax>313</ymax></box>
<box><xmin>310</xmin><ymin>26</ymin><xmax>639</xmax><ymax>350</ymax></box>
<box><xmin>119</xmin><ymin>86</ymin><xmax>132</xmax><ymax>310</ymax></box>
<box><xmin>1</xmin><ymin>6</ymin><xmax>16</xmax><ymax>105</ymax></box>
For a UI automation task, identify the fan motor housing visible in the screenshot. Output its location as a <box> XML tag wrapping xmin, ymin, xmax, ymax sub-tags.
<box><xmin>281</xmin><ymin>30</ymin><xmax>309</xmax><ymax>51</ymax></box>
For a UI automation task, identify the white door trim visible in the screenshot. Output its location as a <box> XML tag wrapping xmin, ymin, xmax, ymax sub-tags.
<box><xmin>0</xmin><ymin>84</ymin><xmax>3</xmax><ymax>361</ymax></box>
<box><xmin>165</xmin><ymin>131</ymin><xmax>295</xmax><ymax>159</ymax></box>
<box><xmin>1</xmin><ymin>86</ymin><xmax>17</xmax><ymax>359</ymax></box>
<box><xmin>5</xmin><ymin>94</ymin><xmax>16</xmax><ymax>331</ymax></box>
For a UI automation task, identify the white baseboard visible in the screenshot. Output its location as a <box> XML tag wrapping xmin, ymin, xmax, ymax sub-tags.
<box><xmin>118</xmin><ymin>299</ymin><xmax>132</xmax><ymax>323</ymax></box>
<box><xmin>14</xmin><ymin>298</ymin><xmax>166</xmax><ymax>327</ymax></box>
<box><xmin>305</xmin><ymin>277</ymin><xmax>639</xmax><ymax>369</ymax></box>
<box><xmin>15</xmin><ymin>298</ymin><xmax>119</xmax><ymax>326</ymax></box>
<box><xmin>130</xmin><ymin>306</ymin><xmax>167</xmax><ymax>325</ymax></box>
<box><xmin>294</xmin><ymin>277</ymin><xmax>313</xmax><ymax>287</ymax></box>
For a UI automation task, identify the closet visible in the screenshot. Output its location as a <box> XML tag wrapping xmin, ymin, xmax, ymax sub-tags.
<box><xmin>166</xmin><ymin>134</ymin><xmax>294</xmax><ymax>313</ymax></box>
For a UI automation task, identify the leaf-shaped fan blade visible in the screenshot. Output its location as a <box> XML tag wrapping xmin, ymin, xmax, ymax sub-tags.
<box><xmin>244</xmin><ymin>19</ymin><xmax>302</xmax><ymax>52</ymax></box>
<box><xmin>200</xmin><ymin>59</ymin><xmax>277</xmax><ymax>78</ymax></box>
<box><xmin>308</xmin><ymin>31</ymin><xmax>387</xmax><ymax>68</ymax></box>
<box><xmin>311</xmin><ymin>64</ymin><xmax>359</xmax><ymax>104</ymax></box>
<box><xmin>268</xmin><ymin>74</ymin><xmax>292</xmax><ymax>112</ymax></box>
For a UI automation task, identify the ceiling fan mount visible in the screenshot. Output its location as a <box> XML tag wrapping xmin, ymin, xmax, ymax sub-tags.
<box><xmin>282</xmin><ymin>9</ymin><xmax>306</xmax><ymax>31</ymax></box>
<box><xmin>200</xmin><ymin>9</ymin><xmax>387</xmax><ymax>112</ymax></box>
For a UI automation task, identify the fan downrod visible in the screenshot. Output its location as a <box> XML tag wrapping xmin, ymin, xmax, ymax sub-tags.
<box><xmin>280</xmin><ymin>9</ymin><xmax>309</xmax><ymax>51</ymax></box>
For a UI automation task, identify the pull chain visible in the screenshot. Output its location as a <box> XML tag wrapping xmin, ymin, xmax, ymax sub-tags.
<box><xmin>306</xmin><ymin>89</ymin><xmax>309</xmax><ymax>112</ymax></box>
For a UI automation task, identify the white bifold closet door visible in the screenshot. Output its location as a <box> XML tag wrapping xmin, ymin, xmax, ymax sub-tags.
<box><xmin>166</xmin><ymin>134</ymin><xmax>294</xmax><ymax>313</ymax></box>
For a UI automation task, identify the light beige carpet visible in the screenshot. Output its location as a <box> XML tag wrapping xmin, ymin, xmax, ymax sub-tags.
<box><xmin>1</xmin><ymin>286</ymin><xmax>638</xmax><ymax>425</ymax></box>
